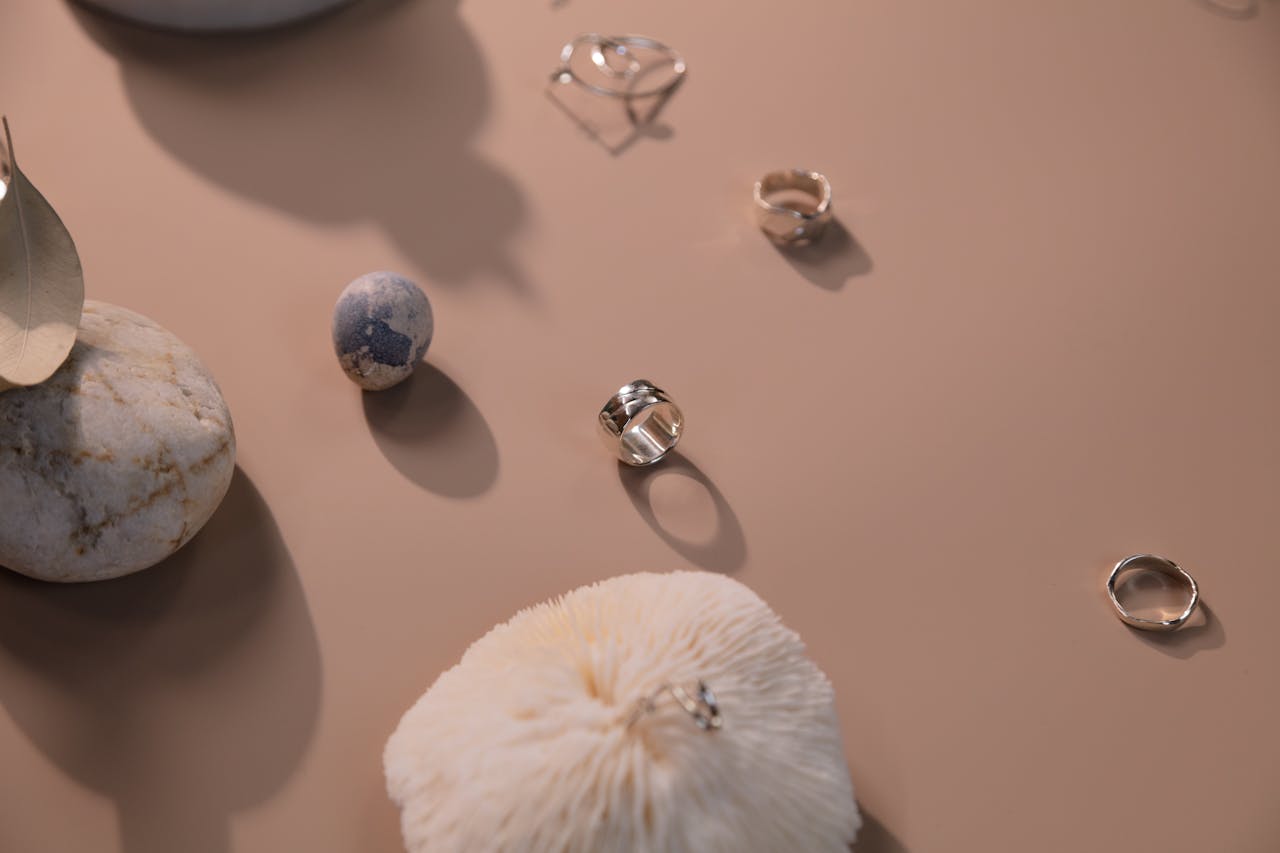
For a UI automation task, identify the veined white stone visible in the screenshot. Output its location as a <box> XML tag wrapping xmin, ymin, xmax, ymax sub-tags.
<box><xmin>0</xmin><ymin>302</ymin><xmax>236</xmax><ymax>582</ymax></box>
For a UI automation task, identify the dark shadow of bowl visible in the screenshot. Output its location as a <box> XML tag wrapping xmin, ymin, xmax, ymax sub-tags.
<box><xmin>0</xmin><ymin>468</ymin><xmax>322</xmax><ymax>853</ymax></box>
<box><xmin>68</xmin><ymin>0</ymin><xmax>532</xmax><ymax>297</ymax></box>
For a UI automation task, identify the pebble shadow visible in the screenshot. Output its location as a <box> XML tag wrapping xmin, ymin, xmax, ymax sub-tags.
<box><xmin>362</xmin><ymin>363</ymin><xmax>499</xmax><ymax>499</ymax></box>
<box><xmin>0</xmin><ymin>468</ymin><xmax>321</xmax><ymax>853</ymax></box>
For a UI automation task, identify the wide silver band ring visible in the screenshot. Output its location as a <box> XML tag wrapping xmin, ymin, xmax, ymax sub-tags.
<box><xmin>1106</xmin><ymin>554</ymin><xmax>1200</xmax><ymax>632</ymax></box>
<box><xmin>598</xmin><ymin>380</ymin><xmax>684</xmax><ymax>466</ymax></box>
<box><xmin>753</xmin><ymin>168</ymin><xmax>834</xmax><ymax>246</ymax></box>
<box><xmin>554</xmin><ymin>34</ymin><xmax>688</xmax><ymax>100</ymax></box>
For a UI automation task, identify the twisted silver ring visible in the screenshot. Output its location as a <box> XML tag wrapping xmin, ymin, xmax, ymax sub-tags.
<box><xmin>1106</xmin><ymin>554</ymin><xmax>1200</xmax><ymax>632</ymax></box>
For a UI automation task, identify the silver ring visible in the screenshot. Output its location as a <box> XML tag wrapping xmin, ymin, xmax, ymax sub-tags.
<box><xmin>598</xmin><ymin>380</ymin><xmax>684</xmax><ymax>466</ymax></box>
<box><xmin>553</xmin><ymin>34</ymin><xmax>687</xmax><ymax>100</ymax></box>
<box><xmin>1106</xmin><ymin>554</ymin><xmax>1200</xmax><ymax>632</ymax></box>
<box><xmin>753</xmin><ymin>169</ymin><xmax>834</xmax><ymax>246</ymax></box>
<box><xmin>626</xmin><ymin>680</ymin><xmax>722</xmax><ymax>731</ymax></box>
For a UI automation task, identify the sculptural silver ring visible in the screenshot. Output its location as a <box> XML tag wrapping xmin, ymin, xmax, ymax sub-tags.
<box><xmin>753</xmin><ymin>169</ymin><xmax>833</xmax><ymax>246</ymax></box>
<box><xmin>1106</xmin><ymin>554</ymin><xmax>1200</xmax><ymax>632</ymax></box>
<box><xmin>554</xmin><ymin>34</ymin><xmax>687</xmax><ymax>100</ymax></box>
<box><xmin>599</xmin><ymin>380</ymin><xmax>684</xmax><ymax>466</ymax></box>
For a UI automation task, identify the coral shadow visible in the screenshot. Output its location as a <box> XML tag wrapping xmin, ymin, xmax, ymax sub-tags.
<box><xmin>852</xmin><ymin>811</ymin><xmax>909</xmax><ymax>852</ymax></box>
<box><xmin>617</xmin><ymin>451</ymin><xmax>746</xmax><ymax>573</ymax></box>
<box><xmin>69</xmin><ymin>0</ymin><xmax>532</xmax><ymax>296</ymax></box>
<box><xmin>362</xmin><ymin>362</ymin><xmax>499</xmax><ymax>498</ymax></box>
<box><xmin>0</xmin><ymin>468</ymin><xmax>322</xmax><ymax>853</ymax></box>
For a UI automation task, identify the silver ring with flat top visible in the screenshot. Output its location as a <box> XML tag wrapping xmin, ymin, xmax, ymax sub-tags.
<box><xmin>1106</xmin><ymin>554</ymin><xmax>1200</xmax><ymax>632</ymax></box>
<box><xmin>598</xmin><ymin>380</ymin><xmax>684</xmax><ymax>466</ymax></box>
<box><xmin>753</xmin><ymin>169</ymin><xmax>833</xmax><ymax>246</ymax></box>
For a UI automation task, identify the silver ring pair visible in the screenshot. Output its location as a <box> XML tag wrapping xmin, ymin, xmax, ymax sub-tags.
<box><xmin>551</xmin><ymin>37</ymin><xmax>836</xmax><ymax>248</ymax></box>
<box><xmin>553</xmin><ymin>34</ymin><xmax>687</xmax><ymax>100</ymax></box>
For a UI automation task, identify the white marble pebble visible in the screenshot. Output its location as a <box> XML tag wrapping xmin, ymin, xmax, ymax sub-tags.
<box><xmin>0</xmin><ymin>302</ymin><xmax>236</xmax><ymax>582</ymax></box>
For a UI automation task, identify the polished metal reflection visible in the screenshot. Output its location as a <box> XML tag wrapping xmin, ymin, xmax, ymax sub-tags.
<box><xmin>553</xmin><ymin>34</ymin><xmax>687</xmax><ymax>100</ymax></box>
<box><xmin>599</xmin><ymin>380</ymin><xmax>684</xmax><ymax>466</ymax></box>
<box><xmin>0</xmin><ymin>125</ymin><xmax>9</xmax><ymax>201</ymax></box>
<box><xmin>626</xmin><ymin>680</ymin><xmax>722</xmax><ymax>731</ymax></box>
<box><xmin>753</xmin><ymin>168</ymin><xmax>834</xmax><ymax>246</ymax></box>
<box><xmin>1106</xmin><ymin>554</ymin><xmax>1200</xmax><ymax>632</ymax></box>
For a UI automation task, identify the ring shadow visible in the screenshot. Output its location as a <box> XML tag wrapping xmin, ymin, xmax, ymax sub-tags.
<box><xmin>852</xmin><ymin>811</ymin><xmax>910</xmax><ymax>853</ymax></box>
<box><xmin>67</xmin><ymin>0</ymin><xmax>532</xmax><ymax>296</ymax></box>
<box><xmin>362</xmin><ymin>362</ymin><xmax>499</xmax><ymax>498</ymax></box>
<box><xmin>0</xmin><ymin>468</ymin><xmax>321</xmax><ymax>853</ymax></box>
<box><xmin>773</xmin><ymin>219</ymin><xmax>873</xmax><ymax>292</ymax></box>
<box><xmin>617</xmin><ymin>451</ymin><xmax>746</xmax><ymax>574</ymax></box>
<box><xmin>545</xmin><ymin>80</ymin><xmax>680</xmax><ymax>157</ymax></box>
<box><xmin>1131</xmin><ymin>602</ymin><xmax>1225</xmax><ymax>659</ymax></box>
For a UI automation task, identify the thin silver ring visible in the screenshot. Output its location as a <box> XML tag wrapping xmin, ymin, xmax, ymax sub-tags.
<box><xmin>598</xmin><ymin>380</ymin><xmax>684</xmax><ymax>467</ymax></box>
<box><xmin>626</xmin><ymin>680</ymin><xmax>722</xmax><ymax>731</ymax></box>
<box><xmin>1106</xmin><ymin>554</ymin><xmax>1200</xmax><ymax>632</ymax></box>
<box><xmin>553</xmin><ymin>34</ymin><xmax>687</xmax><ymax>100</ymax></box>
<box><xmin>753</xmin><ymin>169</ymin><xmax>834</xmax><ymax>246</ymax></box>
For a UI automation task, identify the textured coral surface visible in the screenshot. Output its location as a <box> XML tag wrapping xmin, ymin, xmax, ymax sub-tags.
<box><xmin>385</xmin><ymin>571</ymin><xmax>859</xmax><ymax>853</ymax></box>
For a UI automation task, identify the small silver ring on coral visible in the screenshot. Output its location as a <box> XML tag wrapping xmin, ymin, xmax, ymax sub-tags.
<box><xmin>598</xmin><ymin>380</ymin><xmax>684</xmax><ymax>466</ymax></box>
<box><xmin>1106</xmin><ymin>554</ymin><xmax>1200</xmax><ymax>632</ymax></box>
<box><xmin>627</xmin><ymin>681</ymin><xmax>722</xmax><ymax>731</ymax></box>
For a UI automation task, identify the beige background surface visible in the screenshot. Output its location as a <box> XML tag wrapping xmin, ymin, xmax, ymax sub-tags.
<box><xmin>2</xmin><ymin>1</ymin><xmax>1279</xmax><ymax>851</ymax></box>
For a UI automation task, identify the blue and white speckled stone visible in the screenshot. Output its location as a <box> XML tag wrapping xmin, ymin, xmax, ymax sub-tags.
<box><xmin>333</xmin><ymin>272</ymin><xmax>434</xmax><ymax>392</ymax></box>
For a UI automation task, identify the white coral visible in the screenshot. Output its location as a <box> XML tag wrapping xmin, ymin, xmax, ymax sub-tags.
<box><xmin>384</xmin><ymin>571</ymin><xmax>859</xmax><ymax>852</ymax></box>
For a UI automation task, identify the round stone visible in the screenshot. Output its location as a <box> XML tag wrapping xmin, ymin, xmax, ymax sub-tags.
<box><xmin>0</xmin><ymin>302</ymin><xmax>236</xmax><ymax>583</ymax></box>
<box><xmin>76</xmin><ymin>0</ymin><xmax>353</xmax><ymax>32</ymax></box>
<box><xmin>332</xmin><ymin>272</ymin><xmax>434</xmax><ymax>392</ymax></box>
